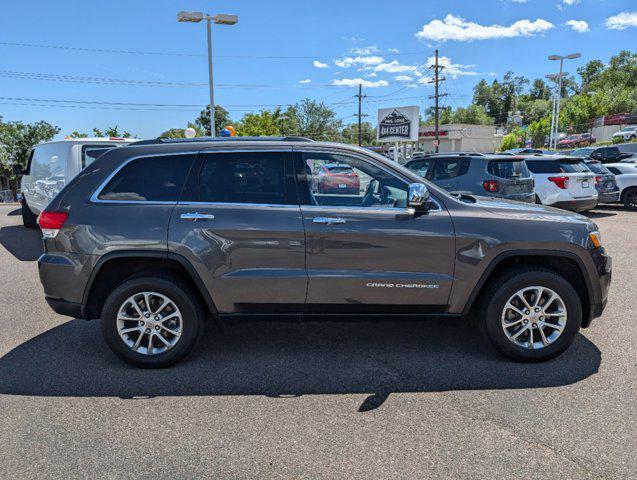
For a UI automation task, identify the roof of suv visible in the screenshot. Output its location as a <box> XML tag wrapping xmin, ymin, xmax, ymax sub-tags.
<box><xmin>407</xmin><ymin>152</ymin><xmax>525</xmax><ymax>162</ymax></box>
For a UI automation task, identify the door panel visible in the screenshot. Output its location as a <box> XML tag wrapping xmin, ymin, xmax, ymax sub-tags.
<box><xmin>297</xmin><ymin>150</ymin><xmax>456</xmax><ymax>313</ymax></box>
<box><xmin>168</xmin><ymin>150</ymin><xmax>307</xmax><ymax>314</ymax></box>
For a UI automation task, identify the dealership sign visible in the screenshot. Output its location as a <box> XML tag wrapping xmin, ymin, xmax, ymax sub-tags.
<box><xmin>377</xmin><ymin>106</ymin><xmax>419</xmax><ymax>142</ymax></box>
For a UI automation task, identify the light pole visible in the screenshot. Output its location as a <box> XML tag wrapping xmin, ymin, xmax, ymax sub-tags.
<box><xmin>178</xmin><ymin>11</ymin><xmax>238</xmax><ymax>138</ymax></box>
<box><xmin>548</xmin><ymin>53</ymin><xmax>581</xmax><ymax>149</ymax></box>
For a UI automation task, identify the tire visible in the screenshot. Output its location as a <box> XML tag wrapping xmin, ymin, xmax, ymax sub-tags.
<box><xmin>621</xmin><ymin>187</ymin><xmax>637</xmax><ymax>211</ymax></box>
<box><xmin>101</xmin><ymin>276</ymin><xmax>205</xmax><ymax>368</ymax></box>
<box><xmin>478</xmin><ymin>268</ymin><xmax>582</xmax><ymax>362</ymax></box>
<box><xmin>21</xmin><ymin>198</ymin><xmax>38</xmax><ymax>229</ymax></box>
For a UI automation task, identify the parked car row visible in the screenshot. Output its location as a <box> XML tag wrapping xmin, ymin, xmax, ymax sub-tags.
<box><xmin>404</xmin><ymin>152</ymin><xmax>637</xmax><ymax>212</ymax></box>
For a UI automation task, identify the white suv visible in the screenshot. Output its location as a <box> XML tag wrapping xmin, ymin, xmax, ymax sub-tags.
<box><xmin>612</xmin><ymin>126</ymin><xmax>637</xmax><ymax>142</ymax></box>
<box><xmin>525</xmin><ymin>155</ymin><xmax>597</xmax><ymax>212</ymax></box>
<box><xmin>18</xmin><ymin>137</ymin><xmax>137</xmax><ymax>228</ymax></box>
<box><xmin>605</xmin><ymin>162</ymin><xmax>637</xmax><ymax>210</ymax></box>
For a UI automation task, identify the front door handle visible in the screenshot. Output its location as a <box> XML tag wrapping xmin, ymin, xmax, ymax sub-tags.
<box><xmin>180</xmin><ymin>212</ymin><xmax>215</xmax><ymax>221</ymax></box>
<box><xmin>313</xmin><ymin>217</ymin><xmax>346</xmax><ymax>225</ymax></box>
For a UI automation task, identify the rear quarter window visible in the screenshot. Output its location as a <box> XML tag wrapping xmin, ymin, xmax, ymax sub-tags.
<box><xmin>487</xmin><ymin>160</ymin><xmax>530</xmax><ymax>178</ymax></box>
<box><xmin>97</xmin><ymin>154</ymin><xmax>195</xmax><ymax>202</ymax></box>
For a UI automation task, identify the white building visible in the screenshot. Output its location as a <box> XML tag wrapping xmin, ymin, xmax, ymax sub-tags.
<box><xmin>417</xmin><ymin>124</ymin><xmax>500</xmax><ymax>153</ymax></box>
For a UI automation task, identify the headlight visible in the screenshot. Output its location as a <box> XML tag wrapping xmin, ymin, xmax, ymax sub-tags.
<box><xmin>589</xmin><ymin>231</ymin><xmax>602</xmax><ymax>248</ymax></box>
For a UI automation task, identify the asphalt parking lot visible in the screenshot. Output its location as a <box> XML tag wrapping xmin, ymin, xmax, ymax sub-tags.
<box><xmin>0</xmin><ymin>203</ymin><xmax>635</xmax><ymax>479</ymax></box>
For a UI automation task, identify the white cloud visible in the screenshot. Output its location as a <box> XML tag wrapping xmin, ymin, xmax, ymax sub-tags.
<box><xmin>388</xmin><ymin>48</ymin><xmax>400</xmax><ymax>53</ymax></box>
<box><xmin>563</xmin><ymin>0</ymin><xmax>579</xmax><ymax>5</ymax></box>
<box><xmin>511</xmin><ymin>0</ymin><xmax>528</xmax><ymax>3</ymax></box>
<box><xmin>395</xmin><ymin>75</ymin><xmax>414</xmax><ymax>82</ymax></box>
<box><xmin>331</xmin><ymin>78</ymin><xmax>389</xmax><ymax>88</ymax></box>
<box><xmin>415</xmin><ymin>14</ymin><xmax>554</xmax><ymax>41</ymax></box>
<box><xmin>373</xmin><ymin>60</ymin><xmax>420</xmax><ymax>73</ymax></box>
<box><xmin>335</xmin><ymin>55</ymin><xmax>385</xmax><ymax>68</ymax></box>
<box><xmin>366</xmin><ymin>72</ymin><xmax>377</xmax><ymax>78</ymax></box>
<box><xmin>298</xmin><ymin>79</ymin><xmax>311</xmax><ymax>84</ymax></box>
<box><xmin>605</xmin><ymin>11</ymin><xmax>637</xmax><ymax>30</ymax></box>
<box><xmin>425</xmin><ymin>55</ymin><xmax>478</xmax><ymax>78</ymax></box>
<box><xmin>565</xmin><ymin>19</ymin><xmax>589</xmax><ymax>32</ymax></box>
<box><xmin>312</xmin><ymin>60</ymin><xmax>329</xmax><ymax>69</ymax></box>
<box><xmin>349</xmin><ymin>45</ymin><xmax>379</xmax><ymax>55</ymax></box>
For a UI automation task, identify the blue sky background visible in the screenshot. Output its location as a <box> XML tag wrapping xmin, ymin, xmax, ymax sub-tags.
<box><xmin>0</xmin><ymin>0</ymin><xmax>635</xmax><ymax>139</ymax></box>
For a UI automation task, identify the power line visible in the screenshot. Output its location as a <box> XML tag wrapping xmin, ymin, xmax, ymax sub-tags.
<box><xmin>0</xmin><ymin>41</ymin><xmax>431</xmax><ymax>60</ymax></box>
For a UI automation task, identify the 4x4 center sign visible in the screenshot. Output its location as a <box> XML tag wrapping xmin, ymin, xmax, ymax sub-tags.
<box><xmin>377</xmin><ymin>106</ymin><xmax>419</xmax><ymax>142</ymax></box>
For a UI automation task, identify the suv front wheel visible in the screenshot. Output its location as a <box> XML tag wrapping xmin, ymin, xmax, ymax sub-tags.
<box><xmin>479</xmin><ymin>268</ymin><xmax>582</xmax><ymax>362</ymax></box>
<box><xmin>101</xmin><ymin>276</ymin><xmax>204</xmax><ymax>368</ymax></box>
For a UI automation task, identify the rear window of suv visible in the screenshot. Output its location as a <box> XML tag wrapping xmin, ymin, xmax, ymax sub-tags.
<box><xmin>97</xmin><ymin>154</ymin><xmax>195</xmax><ymax>202</ymax></box>
<box><xmin>487</xmin><ymin>160</ymin><xmax>530</xmax><ymax>178</ymax></box>
<box><xmin>526</xmin><ymin>159</ymin><xmax>588</xmax><ymax>174</ymax></box>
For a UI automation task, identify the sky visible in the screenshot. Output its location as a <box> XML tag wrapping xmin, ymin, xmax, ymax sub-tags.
<box><xmin>0</xmin><ymin>0</ymin><xmax>636</xmax><ymax>139</ymax></box>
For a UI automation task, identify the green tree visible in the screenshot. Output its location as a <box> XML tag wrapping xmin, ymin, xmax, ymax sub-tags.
<box><xmin>341</xmin><ymin>122</ymin><xmax>376</xmax><ymax>145</ymax></box>
<box><xmin>528</xmin><ymin>116</ymin><xmax>551</xmax><ymax>148</ymax></box>
<box><xmin>451</xmin><ymin>105</ymin><xmax>493</xmax><ymax>125</ymax></box>
<box><xmin>68</xmin><ymin>126</ymin><xmax>134</xmax><ymax>138</ymax></box>
<box><xmin>286</xmin><ymin>98</ymin><xmax>342</xmax><ymax>140</ymax></box>
<box><xmin>235</xmin><ymin>108</ymin><xmax>288</xmax><ymax>137</ymax></box>
<box><xmin>528</xmin><ymin>79</ymin><xmax>551</xmax><ymax>100</ymax></box>
<box><xmin>195</xmin><ymin>105</ymin><xmax>231</xmax><ymax>136</ymax></box>
<box><xmin>0</xmin><ymin>119</ymin><xmax>60</xmax><ymax>195</ymax></box>
<box><xmin>500</xmin><ymin>132</ymin><xmax>522</xmax><ymax>151</ymax></box>
<box><xmin>159</xmin><ymin>123</ymin><xmax>204</xmax><ymax>138</ymax></box>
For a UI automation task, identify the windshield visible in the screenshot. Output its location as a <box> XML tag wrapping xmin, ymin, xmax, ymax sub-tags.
<box><xmin>488</xmin><ymin>160</ymin><xmax>530</xmax><ymax>178</ymax></box>
<box><xmin>571</xmin><ymin>148</ymin><xmax>594</xmax><ymax>157</ymax></box>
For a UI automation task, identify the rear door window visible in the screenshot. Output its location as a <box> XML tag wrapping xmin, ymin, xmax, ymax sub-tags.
<box><xmin>406</xmin><ymin>159</ymin><xmax>432</xmax><ymax>178</ymax></box>
<box><xmin>431</xmin><ymin>159</ymin><xmax>469</xmax><ymax>180</ymax></box>
<box><xmin>198</xmin><ymin>151</ymin><xmax>291</xmax><ymax>205</ymax></box>
<box><xmin>97</xmin><ymin>154</ymin><xmax>195</xmax><ymax>202</ymax></box>
<box><xmin>488</xmin><ymin>160</ymin><xmax>530</xmax><ymax>178</ymax></box>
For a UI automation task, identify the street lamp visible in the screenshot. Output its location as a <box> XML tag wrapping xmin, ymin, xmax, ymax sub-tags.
<box><xmin>547</xmin><ymin>52</ymin><xmax>581</xmax><ymax>149</ymax></box>
<box><xmin>178</xmin><ymin>11</ymin><xmax>238</xmax><ymax>137</ymax></box>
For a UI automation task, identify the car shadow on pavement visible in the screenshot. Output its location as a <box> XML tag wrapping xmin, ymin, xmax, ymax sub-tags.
<box><xmin>0</xmin><ymin>317</ymin><xmax>601</xmax><ymax>411</ymax></box>
<box><xmin>7</xmin><ymin>207</ymin><xmax>21</xmax><ymax>216</ymax></box>
<box><xmin>0</xmin><ymin>225</ymin><xmax>42</xmax><ymax>261</ymax></box>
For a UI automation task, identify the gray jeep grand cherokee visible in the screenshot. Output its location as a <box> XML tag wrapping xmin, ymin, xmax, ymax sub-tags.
<box><xmin>37</xmin><ymin>137</ymin><xmax>611</xmax><ymax>368</ymax></box>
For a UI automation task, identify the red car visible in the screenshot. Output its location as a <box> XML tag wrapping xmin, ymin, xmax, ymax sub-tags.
<box><xmin>317</xmin><ymin>163</ymin><xmax>360</xmax><ymax>194</ymax></box>
<box><xmin>557</xmin><ymin>133</ymin><xmax>596</xmax><ymax>149</ymax></box>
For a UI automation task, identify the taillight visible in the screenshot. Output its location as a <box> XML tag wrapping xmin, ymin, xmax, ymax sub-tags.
<box><xmin>483</xmin><ymin>180</ymin><xmax>499</xmax><ymax>192</ymax></box>
<box><xmin>548</xmin><ymin>176</ymin><xmax>569</xmax><ymax>189</ymax></box>
<box><xmin>38</xmin><ymin>211</ymin><xmax>68</xmax><ymax>238</ymax></box>
<box><xmin>595</xmin><ymin>176</ymin><xmax>602</xmax><ymax>184</ymax></box>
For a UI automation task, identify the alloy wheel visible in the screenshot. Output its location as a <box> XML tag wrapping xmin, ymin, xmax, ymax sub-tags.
<box><xmin>116</xmin><ymin>291</ymin><xmax>183</xmax><ymax>355</ymax></box>
<box><xmin>500</xmin><ymin>286</ymin><xmax>567</xmax><ymax>350</ymax></box>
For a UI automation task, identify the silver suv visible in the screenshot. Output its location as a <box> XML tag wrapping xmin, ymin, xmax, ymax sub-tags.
<box><xmin>36</xmin><ymin>137</ymin><xmax>611</xmax><ymax>367</ymax></box>
<box><xmin>405</xmin><ymin>153</ymin><xmax>535</xmax><ymax>203</ymax></box>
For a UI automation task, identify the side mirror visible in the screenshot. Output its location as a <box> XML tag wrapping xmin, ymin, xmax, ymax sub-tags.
<box><xmin>408</xmin><ymin>182</ymin><xmax>430</xmax><ymax>210</ymax></box>
<box><xmin>11</xmin><ymin>163</ymin><xmax>23</xmax><ymax>176</ymax></box>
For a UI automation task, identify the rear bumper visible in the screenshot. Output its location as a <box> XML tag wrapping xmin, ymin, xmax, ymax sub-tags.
<box><xmin>45</xmin><ymin>297</ymin><xmax>84</xmax><ymax>318</ymax></box>
<box><xmin>500</xmin><ymin>192</ymin><xmax>535</xmax><ymax>203</ymax></box>
<box><xmin>597</xmin><ymin>191</ymin><xmax>620</xmax><ymax>204</ymax></box>
<box><xmin>551</xmin><ymin>197</ymin><xmax>598</xmax><ymax>212</ymax></box>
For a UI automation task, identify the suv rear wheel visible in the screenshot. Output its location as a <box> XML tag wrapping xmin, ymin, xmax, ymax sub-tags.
<box><xmin>101</xmin><ymin>276</ymin><xmax>204</xmax><ymax>368</ymax></box>
<box><xmin>479</xmin><ymin>268</ymin><xmax>582</xmax><ymax>362</ymax></box>
<box><xmin>21</xmin><ymin>198</ymin><xmax>38</xmax><ymax>229</ymax></box>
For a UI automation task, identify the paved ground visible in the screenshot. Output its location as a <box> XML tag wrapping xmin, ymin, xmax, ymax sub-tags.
<box><xmin>0</xmin><ymin>203</ymin><xmax>635</xmax><ymax>479</ymax></box>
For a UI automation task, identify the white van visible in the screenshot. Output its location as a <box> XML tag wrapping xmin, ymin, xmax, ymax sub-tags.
<box><xmin>19</xmin><ymin>138</ymin><xmax>137</xmax><ymax>227</ymax></box>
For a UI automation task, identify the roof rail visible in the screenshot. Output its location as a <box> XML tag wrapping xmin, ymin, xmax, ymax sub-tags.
<box><xmin>131</xmin><ymin>136</ymin><xmax>314</xmax><ymax>146</ymax></box>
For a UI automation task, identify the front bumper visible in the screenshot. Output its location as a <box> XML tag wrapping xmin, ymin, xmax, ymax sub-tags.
<box><xmin>583</xmin><ymin>247</ymin><xmax>612</xmax><ymax>327</ymax></box>
<box><xmin>551</xmin><ymin>197</ymin><xmax>598</xmax><ymax>212</ymax></box>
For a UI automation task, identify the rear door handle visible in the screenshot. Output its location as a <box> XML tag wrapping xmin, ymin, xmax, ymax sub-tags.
<box><xmin>313</xmin><ymin>217</ymin><xmax>346</xmax><ymax>225</ymax></box>
<box><xmin>180</xmin><ymin>212</ymin><xmax>215</xmax><ymax>221</ymax></box>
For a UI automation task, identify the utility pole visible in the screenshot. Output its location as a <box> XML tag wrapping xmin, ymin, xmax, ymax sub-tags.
<box><xmin>354</xmin><ymin>83</ymin><xmax>368</xmax><ymax>146</ymax></box>
<box><xmin>428</xmin><ymin>49</ymin><xmax>448</xmax><ymax>153</ymax></box>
